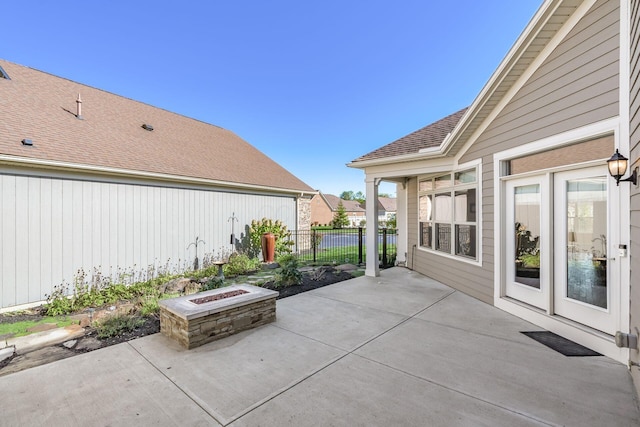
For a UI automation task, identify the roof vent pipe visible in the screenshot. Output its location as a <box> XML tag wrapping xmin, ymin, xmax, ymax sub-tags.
<box><xmin>76</xmin><ymin>93</ymin><xmax>83</xmax><ymax>120</ymax></box>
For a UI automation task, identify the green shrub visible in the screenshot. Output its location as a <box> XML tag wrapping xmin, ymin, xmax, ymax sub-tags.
<box><xmin>224</xmin><ymin>253</ymin><xmax>260</xmax><ymax>277</ymax></box>
<box><xmin>202</xmin><ymin>277</ymin><xmax>225</xmax><ymax>291</ymax></box>
<box><xmin>96</xmin><ymin>315</ymin><xmax>145</xmax><ymax>339</ymax></box>
<box><xmin>248</xmin><ymin>218</ymin><xmax>294</xmax><ymax>258</ymax></box>
<box><xmin>138</xmin><ymin>296</ymin><xmax>160</xmax><ymax>317</ymax></box>
<box><xmin>44</xmin><ymin>284</ymin><xmax>74</xmax><ymax>316</ymax></box>
<box><xmin>275</xmin><ymin>254</ymin><xmax>302</xmax><ymax>287</ymax></box>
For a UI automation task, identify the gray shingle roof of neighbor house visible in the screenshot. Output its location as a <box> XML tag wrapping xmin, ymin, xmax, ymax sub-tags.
<box><xmin>0</xmin><ymin>60</ymin><xmax>314</xmax><ymax>193</ymax></box>
<box><xmin>322</xmin><ymin>194</ymin><xmax>365</xmax><ymax>212</ymax></box>
<box><xmin>377</xmin><ymin>196</ymin><xmax>396</xmax><ymax>212</ymax></box>
<box><xmin>351</xmin><ymin>107</ymin><xmax>468</xmax><ymax>163</ymax></box>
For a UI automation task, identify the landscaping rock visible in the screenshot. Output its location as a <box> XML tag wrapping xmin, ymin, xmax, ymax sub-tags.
<box><xmin>0</xmin><ymin>346</ymin><xmax>14</xmax><ymax>363</ymax></box>
<box><xmin>62</xmin><ymin>340</ymin><xmax>77</xmax><ymax>349</ymax></box>
<box><xmin>162</xmin><ymin>277</ymin><xmax>193</xmax><ymax>294</ymax></box>
<box><xmin>70</xmin><ymin>313</ymin><xmax>91</xmax><ymax>327</ymax></box>
<box><xmin>27</xmin><ymin>323</ymin><xmax>58</xmax><ymax>333</ymax></box>
<box><xmin>74</xmin><ymin>337</ymin><xmax>103</xmax><ymax>352</ymax></box>
<box><xmin>7</xmin><ymin>324</ymin><xmax>85</xmax><ymax>355</ymax></box>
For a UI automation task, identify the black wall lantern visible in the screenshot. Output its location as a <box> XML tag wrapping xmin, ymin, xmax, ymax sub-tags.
<box><xmin>607</xmin><ymin>149</ymin><xmax>637</xmax><ymax>186</ymax></box>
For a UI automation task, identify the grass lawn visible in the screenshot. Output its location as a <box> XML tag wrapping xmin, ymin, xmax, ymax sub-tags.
<box><xmin>0</xmin><ymin>316</ymin><xmax>75</xmax><ymax>338</ymax></box>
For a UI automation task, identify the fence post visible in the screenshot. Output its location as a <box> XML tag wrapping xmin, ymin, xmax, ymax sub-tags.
<box><xmin>358</xmin><ymin>227</ymin><xmax>363</xmax><ymax>265</ymax></box>
<box><xmin>382</xmin><ymin>228</ymin><xmax>388</xmax><ymax>267</ymax></box>
<box><xmin>312</xmin><ymin>229</ymin><xmax>317</xmax><ymax>263</ymax></box>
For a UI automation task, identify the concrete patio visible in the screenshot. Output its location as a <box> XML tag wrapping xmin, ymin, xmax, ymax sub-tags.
<box><xmin>0</xmin><ymin>267</ymin><xmax>638</xmax><ymax>426</ymax></box>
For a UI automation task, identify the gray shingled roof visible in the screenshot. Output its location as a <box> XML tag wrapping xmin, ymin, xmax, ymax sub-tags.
<box><xmin>352</xmin><ymin>107</ymin><xmax>468</xmax><ymax>163</ymax></box>
<box><xmin>0</xmin><ymin>60</ymin><xmax>314</xmax><ymax>193</ymax></box>
<box><xmin>322</xmin><ymin>194</ymin><xmax>365</xmax><ymax>212</ymax></box>
<box><xmin>377</xmin><ymin>197</ymin><xmax>396</xmax><ymax>212</ymax></box>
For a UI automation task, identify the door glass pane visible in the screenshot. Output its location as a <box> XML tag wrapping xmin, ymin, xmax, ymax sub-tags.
<box><xmin>566</xmin><ymin>177</ymin><xmax>607</xmax><ymax>308</ymax></box>
<box><xmin>514</xmin><ymin>184</ymin><xmax>541</xmax><ymax>288</ymax></box>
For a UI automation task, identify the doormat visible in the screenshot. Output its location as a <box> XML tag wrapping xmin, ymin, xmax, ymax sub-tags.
<box><xmin>521</xmin><ymin>331</ymin><xmax>602</xmax><ymax>357</ymax></box>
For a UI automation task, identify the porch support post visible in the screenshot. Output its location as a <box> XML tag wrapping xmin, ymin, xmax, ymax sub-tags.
<box><xmin>396</xmin><ymin>181</ymin><xmax>407</xmax><ymax>266</ymax></box>
<box><xmin>365</xmin><ymin>177</ymin><xmax>380</xmax><ymax>277</ymax></box>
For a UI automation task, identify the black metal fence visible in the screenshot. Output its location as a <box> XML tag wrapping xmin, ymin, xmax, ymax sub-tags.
<box><xmin>285</xmin><ymin>227</ymin><xmax>397</xmax><ymax>268</ymax></box>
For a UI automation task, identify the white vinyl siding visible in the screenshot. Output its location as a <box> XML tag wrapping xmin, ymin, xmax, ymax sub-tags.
<box><xmin>0</xmin><ymin>172</ymin><xmax>296</xmax><ymax>309</ymax></box>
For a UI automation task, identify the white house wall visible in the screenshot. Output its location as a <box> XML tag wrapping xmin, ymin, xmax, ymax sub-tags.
<box><xmin>0</xmin><ymin>171</ymin><xmax>296</xmax><ymax>310</ymax></box>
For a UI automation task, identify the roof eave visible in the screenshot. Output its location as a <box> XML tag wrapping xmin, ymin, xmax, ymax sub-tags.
<box><xmin>347</xmin><ymin>148</ymin><xmax>447</xmax><ymax>169</ymax></box>
<box><xmin>0</xmin><ymin>155</ymin><xmax>317</xmax><ymax>197</ymax></box>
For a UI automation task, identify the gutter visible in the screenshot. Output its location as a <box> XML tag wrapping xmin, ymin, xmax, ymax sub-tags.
<box><xmin>0</xmin><ymin>154</ymin><xmax>316</xmax><ymax>197</ymax></box>
<box><xmin>347</xmin><ymin>149</ymin><xmax>448</xmax><ymax>169</ymax></box>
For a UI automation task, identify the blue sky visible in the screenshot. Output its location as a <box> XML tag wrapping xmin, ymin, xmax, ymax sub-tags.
<box><xmin>2</xmin><ymin>1</ymin><xmax>541</xmax><ymax>197</ymax></box>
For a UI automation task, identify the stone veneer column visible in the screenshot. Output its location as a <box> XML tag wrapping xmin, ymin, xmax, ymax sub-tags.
<box><xmin>297</xmin><ymin>195</ymin><xmax>312</xmax><ymax>231</ymax></box>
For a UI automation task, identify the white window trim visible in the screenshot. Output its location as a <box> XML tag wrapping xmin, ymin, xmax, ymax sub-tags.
<box><xmin>417</xmin><ymin>159</ymin><xmax>482</xmax><ymax>267</ymax></box>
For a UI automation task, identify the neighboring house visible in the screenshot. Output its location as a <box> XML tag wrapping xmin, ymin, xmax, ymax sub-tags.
<box><xmin>310</xmin><ymin>193</ymin><xmax>366</xmax><ymax>226</ymax></box>
<box><xmin>377</xmin><ymin>196</ymin><xmax>397</xmax><ymax>225</ymax></box>
<box><xmin>0</xmin><ymin>60</ymin><xmax>315</xmax><ymax>311</ymax></box>
<box><xmin>350</xmin><ymin>0</ymin><xmax>640</xmax><ymax>395</ymax></box>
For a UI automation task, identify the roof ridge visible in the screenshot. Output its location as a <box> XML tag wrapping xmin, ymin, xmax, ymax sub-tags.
<box><xmin>0</xmin><ymin>58</ymin><xmax>227</xmax><ymax>131</ymax></box>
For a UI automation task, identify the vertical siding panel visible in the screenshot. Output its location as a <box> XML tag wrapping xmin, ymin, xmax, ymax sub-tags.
<box><xmin>125</xmin><ymin>185</ymin><xmax>134</xmax><ymax>273</ymax></box>
<box><xmin>160</xmin><ymin>187</ymin><xmax>168</xmax><ymax>268</ymax></box>
<box><xmin>171</xmin><ymin>188</ymin><xmax>180</xmax><ymax>269</ymax></box>
<box><xmin>27</xmin><ymin>178</ymin><xmax>41</xmax><ymax>303</ymax></box>
<box><xmin>133</xmin><ymin>185</ymin><xmax>141</xmax><ymax>274</ymax></box>
<box><xmin>108</xmin><ymin>183</ymin><xmax>118</xmax><ymax>276</ymax></box>
<box><xmin>116</xmin><ymin>185</ymin><xmax>126</xmax><ymax>270</ymax></box>
<box><xmin>100</xmin><ymin>182</ymin><xmax>110</xmax><ymax>276</ymax></box>
<box><xmin>2</xmin><ymin>176</ymin><xmax>17</xmax><ymax>307</ymax></box>
<box><xmin>147</xmin><ymin>186</ymin><xmax>155</xmax><ymax>272</ymax></box>
<box><xmin>61</xmin><ymin>180</ymin><xmax>73</xmax><ymax>285</ymax></box>
<box><xmin>82</xmin><ymin>181</ymin><xmax>93</xmax><ymax>276</ymax></box>
<box><xmin>152</xmin><ymin>187</ymin><xmax>161</xmax><ymax>270</ymax></box>
<box><xmin>15</xmin><ymin>177</ymin><xmax>29</xmax><ymax>304</ymax></box>
<box><xmin>139</xmin><ymin>186</ymin><xmax>148</xmax><ymax>276</ymax></box>
<box><xmin>50</xmin><ymin>180</ymin><xmax>63</xmax><ymax>288</ymax></box>
<box><xmin>70</xmin><ymin>181</ymin><xmax>84</xmax><ymax>281</ymax></box>
<box><xmin>39</xmin><ymin>179</ymin><xmax>52</xmax><ymax>302</ymax></box>
<box><xmin>91</xmin><ymin>183</ymin><xmax>102</xmax><ymax>276</ymax></box>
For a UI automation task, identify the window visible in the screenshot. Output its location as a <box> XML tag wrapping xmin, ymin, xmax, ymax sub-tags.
<box><xmin>419</xmin><ymin>168</ymin><xmax>477</xmax><ymax>260</ymax></box>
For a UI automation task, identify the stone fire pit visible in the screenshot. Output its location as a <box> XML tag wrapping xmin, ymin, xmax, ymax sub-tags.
<box><xmin>159</xmin><ymin>284</ymin><xmax>278</xmax><ymax>349</ymax></box>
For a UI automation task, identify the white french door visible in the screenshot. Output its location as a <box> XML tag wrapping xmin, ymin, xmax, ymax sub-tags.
<box><xmin>504</xmin><ymin>166</ymin><xmax>618</xmax><ymax>335</ymax></box>
<box><xmin>505</xmin><ymin>176</ymin><xmax>549</xmax><ymax>310</ymax></box>
<box><xmin>553</xmin><ymin>166</ymin><xmax>617</xmax><ymax>334</ymax></box>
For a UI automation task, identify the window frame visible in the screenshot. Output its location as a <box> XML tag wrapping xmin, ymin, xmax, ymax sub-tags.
<box><xmin>418</xmin><ymin>165</ymin><xmax>480</xmax><ymax>263</ymax></box>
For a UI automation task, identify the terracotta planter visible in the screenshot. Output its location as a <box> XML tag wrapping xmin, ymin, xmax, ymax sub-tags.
<box><xmin>261</xmin><ymin>232</ymin><xmax>276</xmax><ymax>263</ymax></box>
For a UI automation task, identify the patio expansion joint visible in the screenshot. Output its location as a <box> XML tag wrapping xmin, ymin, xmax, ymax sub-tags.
<box><xmin>351</xmin><ymin>352</ymin><xmax>557</xmax><ymax>427</ymax></box>
<box><xmin>229</xmin><ymin>289</ymin><xmax>464</xmax><ymax>425</ymax></box>
<box><xmin>125</xmin><ymin>341</ymin><xmax>225</xmax><ymax>426</ymax></box>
